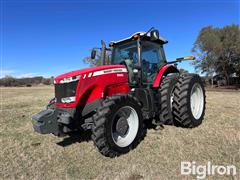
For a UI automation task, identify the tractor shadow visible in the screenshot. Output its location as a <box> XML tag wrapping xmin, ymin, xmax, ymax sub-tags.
<box><xmin>56</xmin><ymin>130</ymin><xmax>92</xmax><ymax>147</ymax></box>
<box><xmin>145</xmin><ymin>118</ymin><xmax>165</xmax><ymax>130</ymax></box>
<box><xmin>56</xmin><ymin>119</ymin><xmax>167</xmax><ymax>147</ymax></box>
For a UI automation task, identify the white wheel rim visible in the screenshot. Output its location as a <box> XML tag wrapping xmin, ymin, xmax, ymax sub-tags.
<box><xmin>190</xmin><ymin>83</ymin><xmax>204</xmax><ymax>120</ymax></box>
<box><xmin>112</xmin><ymin>106</ymin><xmax>139</xmax><ymax>147</ymax></box>
<box><xmin>170</xmin><ymin>88</ymin><xmax>174</xmax><ymax>110</ymax></box>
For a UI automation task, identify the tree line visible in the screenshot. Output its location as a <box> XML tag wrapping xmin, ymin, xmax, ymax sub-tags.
<box><xmin>0</xmin><ymin>76</ymin><xmax>54</xmax><ymax>87</ymax></box>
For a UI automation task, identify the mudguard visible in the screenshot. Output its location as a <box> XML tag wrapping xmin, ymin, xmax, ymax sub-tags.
<box><xmin>152</xmin><ymin>65</ymin><xmax>179</xmax><ymax>88</ymax></box>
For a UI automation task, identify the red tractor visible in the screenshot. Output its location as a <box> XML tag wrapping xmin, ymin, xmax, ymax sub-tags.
<box><xmin>32</xmin><ymin>28</ymin><xmax>206</xmax><ymax>157</ymax></box>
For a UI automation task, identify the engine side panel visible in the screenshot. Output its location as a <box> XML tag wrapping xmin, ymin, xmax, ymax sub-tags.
<box><xmin>55</xmin><ymin>67</ymin><xmax>129</xmax><ymax>108</ymax></box>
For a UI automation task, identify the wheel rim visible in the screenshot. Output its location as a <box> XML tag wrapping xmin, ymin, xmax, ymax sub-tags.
<box><xmin>190</xmin><ymin>83</ymin><xmax>204</xmax><ymax>120</ymax></box>
<box><xmin>170</xmin><ymin>88</ymin><xmax>174</xmax><ymax>110</ymax></box>
<box><xmin>111</xmin><ymin>106</ymin><xmax>139</xmax><ymax>147</ymax></box>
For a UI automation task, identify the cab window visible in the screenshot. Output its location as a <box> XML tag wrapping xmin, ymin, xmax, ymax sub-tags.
<box><xmin>111</xmin><ymin>41</ymin><xmax>138</xmax><ymax>65</ymax></box>
<box><xmin>111</xmin><ymin>41</ymin><xmax>138</xmax><ymax>84</ymax></box>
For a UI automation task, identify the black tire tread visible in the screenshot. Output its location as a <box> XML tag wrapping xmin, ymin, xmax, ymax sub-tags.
<box><xmin>172</xmin><ymin>74</ymin><xmax>206</xmax><ymax>128</ymax></box>
<box><xmin>158</xmin><ymin>75</ymin><xmax>178</xmax><ymax>125</ymax></box>
<box><xmin>91</xmin><ymin>94</ymin><xmax>146</xmax><ymax>157</ymax></box>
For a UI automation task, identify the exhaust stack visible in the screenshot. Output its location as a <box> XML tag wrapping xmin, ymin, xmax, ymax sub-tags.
<box><xmin>100</xmin><ymin>40</ymin><xmax>106</xmax><ymax>65</ymax></box>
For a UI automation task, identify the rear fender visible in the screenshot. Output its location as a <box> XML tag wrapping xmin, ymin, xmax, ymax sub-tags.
<box><xmin>152</xmin><ymin>65</ymin><xmax>179</xmax><ymax>88</ymax></box>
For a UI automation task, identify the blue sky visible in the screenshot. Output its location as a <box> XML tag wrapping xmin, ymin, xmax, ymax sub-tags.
<box><xmin>1</xmin><ymin>0</ymin><xmax>239</xmax><ymax>78</ymax></box>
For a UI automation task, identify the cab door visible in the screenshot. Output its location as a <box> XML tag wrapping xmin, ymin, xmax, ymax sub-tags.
<box><xmin>141</xmin><ymin>41</ymin><xmax>166</xmax><ymax>84</ymax></box>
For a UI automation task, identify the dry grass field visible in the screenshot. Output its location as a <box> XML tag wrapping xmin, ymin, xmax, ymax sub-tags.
<box><xmin>0</xmin><ymin>86</ymin><xmax>239</xmax><ymax>179</ymax></box>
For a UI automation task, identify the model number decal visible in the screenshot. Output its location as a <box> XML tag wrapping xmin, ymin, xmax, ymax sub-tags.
<box><xmin>117</xmin><ymin>74</ymin><xmax>124</xmax><ymax>77</ymax></box>
<box><xmin>92</xmin><ymin>68</ymin><xmax>127</xmax><ymax>77</ymax></box>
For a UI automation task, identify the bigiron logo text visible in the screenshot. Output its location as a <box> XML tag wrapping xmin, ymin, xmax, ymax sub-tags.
<box><xmin>181</xmin><ymin>161</ymin><xmax>237</xmax><ymax>179</ymax></box>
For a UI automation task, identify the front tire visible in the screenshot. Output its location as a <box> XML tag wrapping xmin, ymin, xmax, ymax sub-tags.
<box><xmin>172</xmin><ymin>74</ymin><xmax>206</xmax><ymax>128</ymax></box>
<box><xmin>91</xmin><ymin>94</ymin><xmax>146</xmax><ymax>157</ymax></box>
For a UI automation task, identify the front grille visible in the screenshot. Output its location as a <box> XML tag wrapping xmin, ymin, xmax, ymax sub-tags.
<box><xmin>55</xmin><ymin>81</ymin><xmax>78</xmax><ymax>103</ymax></box>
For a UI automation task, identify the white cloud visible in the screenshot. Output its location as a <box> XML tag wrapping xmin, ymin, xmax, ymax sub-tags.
<box><xmin>0</xmin><ymin>70</ymin><xmax>41</xmax><ymax>78</ymax></box>
<box><xmin>0</xmin><ymin>69</ymin><xmax>52</xmax><ymax>78</ymax></box>
<box><xmin>0</xmin><ymin>69</ymin><xmax>15</xmax><ymax>78</ymax></box>
<box><xmin>16</xmin><ymin>73</ymin><xmax>39</xmax><ymax>78</ymax></box>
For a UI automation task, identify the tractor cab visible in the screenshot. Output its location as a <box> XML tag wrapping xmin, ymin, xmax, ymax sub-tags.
<box><xmin>110</xmin><ymin>31</ymin><xmax>168</xmax><ymax>85</ymax></box>
<box><xmin>92</xmin><ymin>28</ymin><xmax>170</xmax><ymax>87</ymax></box>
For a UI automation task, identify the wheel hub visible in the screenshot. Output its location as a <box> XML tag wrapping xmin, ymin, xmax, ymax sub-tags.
<box><xmin>111</xmin><ymin>106</ymin><xmax>139</xmax><ymax>148</ymax></box>
<box><xmin>116</xmin><ymin>117</ymin><xmax>129</xmax><ymax>136</ymax></box>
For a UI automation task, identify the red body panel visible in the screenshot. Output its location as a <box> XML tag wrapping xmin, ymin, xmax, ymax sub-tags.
<box><xmin>152</xmin><ymin>65</ymin><xmax>179</xmax><ymax>88</ymax></box>
<box><xmin>54</xmin><ymin>64</ymin><xmax>179</xmax><ymax>108</ymax></box>
<box><xmin>54</xmin><ymin>65</ymin><xmax>126</xmax><ymax>83</ymax></box>
<box><xmin>106</xmin><ymin>83</ymin><xmax>130</xmax><ymax>97</ymax></box>
<box><xmin>55</xmin><ymin>65</ymin><xmax>129</xmax><ymax>108</ymax></box>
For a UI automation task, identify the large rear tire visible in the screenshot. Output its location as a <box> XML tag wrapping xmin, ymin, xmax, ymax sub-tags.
<box><xmin>172</xmin><ymin>74</ymin><xmax>206</xmax><ymax>128</ymax></box>
<box><xmin>159</xmin><ymin>75</ymin><xmax>178</xmax><ymax>125</ymax></box>
<box><xmin>91</xmin><ymin>94</ymin><xmax>146</xmax><ymax>157</ymax></box>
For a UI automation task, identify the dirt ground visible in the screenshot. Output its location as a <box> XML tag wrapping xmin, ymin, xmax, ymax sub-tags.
<box><xmin>0</xmin><ymin>86</ymin><xmax>239</xmax><ymax>179</ymax></box>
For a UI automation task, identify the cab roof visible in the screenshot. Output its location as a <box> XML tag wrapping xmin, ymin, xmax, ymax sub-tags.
<box><xmin>109</xmin><ymin>31</ymin><xmax>168</xmax><ymax>46</ymax></box>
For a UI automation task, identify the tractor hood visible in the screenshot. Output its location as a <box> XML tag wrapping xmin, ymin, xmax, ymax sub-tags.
<box><xmin>54</xmin><ymin>65</ymin><xmax>126</xmax><ymax>83</ymax></box>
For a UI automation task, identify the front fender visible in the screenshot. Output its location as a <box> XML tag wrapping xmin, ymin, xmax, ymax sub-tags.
<box><xmin>152</xmin><ymin>65</ymin><xmax>179</xmax><ymax>88</ymax></box>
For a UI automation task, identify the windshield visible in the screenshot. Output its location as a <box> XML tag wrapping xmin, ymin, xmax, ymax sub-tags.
<box><xmin>111</xmin><ymin>41</ymin><xmax>138</xmax><ymax>65</ymax></box>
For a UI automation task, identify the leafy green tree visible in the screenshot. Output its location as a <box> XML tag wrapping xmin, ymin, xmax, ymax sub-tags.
<box><xmin>220</xmin><ymin>25</ymin><xmax>240</xmax><ymax>78</ymax></box>
<box><xmin>192</xmin><ymin>24</ymin><xmax>240</xmax><ymax>85</ymax></box>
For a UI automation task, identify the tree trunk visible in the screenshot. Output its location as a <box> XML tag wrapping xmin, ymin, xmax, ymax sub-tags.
<box><xmin>211</xmin><ymin>76</ymin><xmax>214</xmax><ymax>88</ymax></box>
<box><xmin>225</xmin><ymin>72</ymin><xmax>230</xmax><ymax>86</ymax></box>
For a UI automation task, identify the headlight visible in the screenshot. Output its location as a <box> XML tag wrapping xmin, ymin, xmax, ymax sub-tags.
<box><xmin>59</xmin><ymin>75</ymin><xmax>81</xmax><ymax>84</ymax></box>
<box><xmin>61</xmin><ymin>96</ymin><xmax>76</xmax><ymax>103</ymax></box>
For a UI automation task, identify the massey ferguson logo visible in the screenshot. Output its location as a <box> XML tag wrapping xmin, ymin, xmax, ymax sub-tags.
<box><xmin>103</xmin><ymin>70</ymin><xmax>112</xmax><ymax>73</ymax></box>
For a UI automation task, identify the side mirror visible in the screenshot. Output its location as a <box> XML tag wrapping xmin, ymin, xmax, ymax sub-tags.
<box><xmin>91</xmin><ymin>49</ymin><xmax>96</xmax><ymax>59</ymax></box>
<box><xmin>150</xmin><ymin>30</ymin><xmax>159</xmax><ymax>41</ymax></box>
